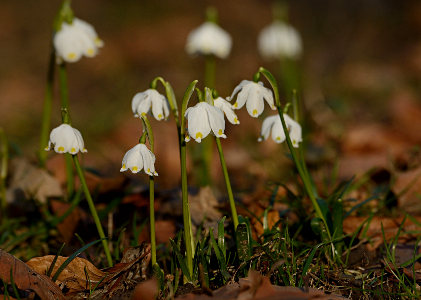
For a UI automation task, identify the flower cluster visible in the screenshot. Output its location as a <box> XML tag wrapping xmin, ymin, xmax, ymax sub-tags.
<box><xmin>186</xmin><ymin>22</ymin><xmax>232</xmax><ymax>59</ymax></box>
<box><xmin>54</xmin><ymin>18</ymin><xmax>104</xmax><ymax>63</ymax></box>
<box><xmin>45</xmin><ymin>124</ymin><xmax>87</xmax><ymax>154</ymax></box>
<box><xmin>257</xmin><ymin>21</ymin><xmax>302</xmax><ymax>60</ymax></box>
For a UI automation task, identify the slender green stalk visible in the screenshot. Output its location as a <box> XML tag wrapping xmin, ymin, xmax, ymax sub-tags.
<box><xmin>258</xmin><ymin>67</ymin><xmax>331</xmax><ymax>242</ymax></box>
<box><xmin>39</xmin><ymin>48</ymin><xmax>56</xmax><ymax>167</ymax></box>
<box><xmin>58</xmin><ymin>63</ymin><xmax>74</xmax><ymax>197</ymax></box>
<box><xmin>149</xmin><ymin>176</ymin><xmax>156</xmax><ymax>266</ymax></box>
<box><xmin>215</xmin><ymin>137</ymin><xmax>238</xmax><ymax>229</ymax></box>
<box><xmin>0</xmin><ymin>128</ymin><xmax>8</xmax><ymax>220</ymax></box>
<box><xmin>72</xmin><ymin>156</ymin><xmax>113</xmax><ymax>267</ymax></box>
<box><xmin>204</xmin><ymin>55</ymin><xmax>215</xmax><ymax>89</ymax></box>
<box><xmin>179</xmin><ymin>81</ymin><xmax>198</xmax><ymax>278</ymax></box>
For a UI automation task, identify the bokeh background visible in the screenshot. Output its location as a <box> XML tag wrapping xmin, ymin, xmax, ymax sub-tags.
<box><xmin>2</xmin><ymin>0</ymin><xmax>421</xmax><ymax>193</ymax></box>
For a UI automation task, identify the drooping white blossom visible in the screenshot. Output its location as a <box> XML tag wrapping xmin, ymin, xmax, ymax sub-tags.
<box><xmin>120</xmin><ymin>143</ymin><xmax>158</xmax><ymax>176</ymax></box>
<box><xmin>45</xmin><ymin>123</ymin><xmax>87</xmax><ymax>154</ymax></box>
<box><xmin>213</xmin><ymin>97</ymin><xmax>240</xmax><ymax>125</ymax></box>
<box><xmin>185</xmin><ymin>102</ymin><xmax>226</xmax><ymax>143</ymax></box>
<box><xmin>258</xmin><ymin>21</ymin><xmax>302</xmax><ymax>60</ymax></box>
<box><xmin>54</xmin><ymin>18</ymin><xmax>103</xmax><ymax>63</ymax></box>
<box><xmin>258</xmin><ymin>114</ymin><xmax>302</xmax><ymax>147</ymax></box>
<box><xmin>132</xmin><ymin>89</ymin><xmax>170</xmax><ymax>121</ymax></box>
<box><xmin>186</xmin><ymin>22</ymin><xmax>232</xmax><ymax>59</ymax></box>
<box><xmin>229</xmin><ymin>80</ymin><xmax>275</xmax><ymax>117</ymax></box>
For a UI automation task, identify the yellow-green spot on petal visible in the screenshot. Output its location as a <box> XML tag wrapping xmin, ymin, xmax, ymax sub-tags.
<box><xmin>141</xmin><ymin>112</ymin><xmax>147</xmax><ymax>116</ymax></box>
<box><xmin>158</xmin><ymin>114</ymin><xmax>163</xmax><ymax>119</ymax></box>
<box><xmin>196</xmin><ymin>132</ymin><xmax>203</xmax><ymax>139</ymax></box>
<box><xmin>218</xmin><ymin>129</ymin><xmax>223</xmax><ymax>135</ymax></box>
<box><xmin>147</xmin><ymin>168</ymin><xmax>151</xmax><ymax>172</ymax></box>
<box><xmin>95</xmin><ymin>37</ymin><xmax>102</xmax><ymax>45</ymax></box>
<box><xmin>234</xmin><ymin>117</ymin><xmax>238</xmax><ymax>123</ymax></box>
<box><xmin>71</xmin><ymin>147</ymin><xmax>76</xmax><ymax>153</ymax></box>
<box><xmin>276</xmin><ymin>137</ymin><xmax>281</xmax><ymax>141</ymax></box>
<box><xmin>122</xmin><ymin>164</ymin><xmax>126</xmax><ymax>169</ymax></box>
<box><xmin>233</xmin><ymin>102</ymin><xmax>238</xmax><ymax>108</ymax></box>
<box><xmin>252</xmin><ymin>109</ymin><xmax>258</xmax><ymax>116</ymax></box>
<box><xmin>87</xmin><ymin>48</ymin><xmax>94</xmax><ymax>55</ymax></box>
<box><xmin>58</xmin><ymin>146</ymin><xmax>65</xmax><ymax>152</ymax></box>
<box><xmin>67</xmin><ymin>53</ymin><xmax>76</xmax><ymax>60</ymax></box>
<box><xmin>132</xmin><ymin>166</ymin><xmax>138</xmax><ymax>172</ymax></box>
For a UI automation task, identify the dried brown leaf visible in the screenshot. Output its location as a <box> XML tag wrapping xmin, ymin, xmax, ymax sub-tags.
<box><xmin>0</xmin><ymin>249</ymin><xmax>65</xmax><ymax>300</ymax></box>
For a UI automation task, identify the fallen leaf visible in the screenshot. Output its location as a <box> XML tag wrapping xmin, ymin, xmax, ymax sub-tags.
<box><xmin>26</xmin><ymin>255</ymin><xmax>106</xmax><ymax>292</ymax></box>
<box><xmin>6</xmin><ymin>158</ymin><xmax>63</xmax><ymax>205</ymax></box>
<box><xmin>343</xmin><ymin>216</ymin><xmax>421</xmax><ymax>250</ymax></box>
<box><xmin>190</xmin><ymin>186</ymin><xmax>222</xmax><ymax>226</ymax></box>
<box><xmin>25</xmin><ymin>244</ymin><xmax>151</xmax><ymax>299</ymax></box>
<box><xmin>0</xmin><ymin>249</ymin><xmax>65</xmax><ymax>300</ymax></box>
<box><xmin>175</xmin><ymin>270</ymin><xmax>345</xmax><ymax>299</ymax></box>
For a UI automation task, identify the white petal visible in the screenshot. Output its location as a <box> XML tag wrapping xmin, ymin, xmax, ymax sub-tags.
<box><xmin>284</xmin><ymin>114</ymin><xmax>302</xmax><ymax>147</ymax></box>
<box><xmin>245</xmin><ymin>87</ymin><xmax>264</xmax><ymax>118</ymax></box>
<box><xmin>149</xmin><ymin>90</ymin><xmax>168</xmax><ymax>121</ymax></box>
<box><xmin>271</xmin><ymin>117</ymin><xmax>286</xmax><ymax>143</ymax></box>
<box><xmin>206</xmin><ymin>104</ymin><xmax>226</xmax><ymax>138</ymax></box>
<box><xmin>260</xmin><ymin>115</ymin><xmax>277</xmax><ymax>141</ymax></box>
<box><xmin>214</xmin><ymin>97</ymin><xmax>240</xmax><ymax>124</ymax></box>
<box><xmin>230</xmin><ymin>80</ymin><xmax>250</xmax><ymax>105</ymax></box>
<box><xmin>132</xmin><ymin>92</ymin><xmax>151</xmax><ymax>117</ymax></box>
<box><xmin>139</xmin><ymin>144</ymin><xmax>158</xmax><ymax>176</ymax></box>
<box><xmin>185</xmin><ymin>103</ymin><xmax>211</xmax><ymax>143</ymax></box>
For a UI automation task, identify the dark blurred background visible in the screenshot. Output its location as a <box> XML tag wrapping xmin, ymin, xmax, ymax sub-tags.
<box><xmin>2</xmin><ymin>0</ymin><xmax>421</xmax><ymax>188</ymax></box>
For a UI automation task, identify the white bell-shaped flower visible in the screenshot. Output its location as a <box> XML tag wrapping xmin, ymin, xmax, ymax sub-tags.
<box><xmin>186</xmin><ymin>22</ymin><xmax>232</xmax><ymax>59</ymax></box>
<box><xmin>54</xmin><ymin>18</ymin><xmax>103</xmax><ymax>63</ymax></box>
<box><xmin>229</xmin><ymin>80</ymin><xmax>276</xmax><ymax>118</ymax></box>
<box><xmin>258</xmin><ymin>21</ymin><xmax>302</xmax><ymax>60</ymax></box>
<box><xmin>132</xmin><ymin>89</ymin><xmax>170</xmax><ymax>121</ymax></box>
<box><xmin>45</xmin><ymin>124</ymin><xmax>87</xmax><ymax>154</ymax></box>
<box><xmin>185</xmin><ymin>102</ymin><xmax>226</xmax><ymax>143</ymax></box>
<box><xmin>258</xmin><ymin>114</ymin><xmax>302</xmax><ymax>147</ymax></box>
<box><xmin>213</xmin><ymin>97</ymin><xmax>240</xmax><ymax>125</ymax></box>
<box><xmin>120</xmin><ymin>143</ymin><xmax>158</xmax><ymax>176</ymax></box>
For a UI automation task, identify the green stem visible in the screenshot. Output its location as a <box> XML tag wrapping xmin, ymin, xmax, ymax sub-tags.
<box><xmin>149</xmin><ymin>176</ymin><xmax>156</xmax><ymax>266</ymax></box>
<box><xmin>277</xmin><ymin>107</ymin><xmax>329</xmax><ymax>239</ymax></box>
<box><xmin>215</xmin><ymin>137</ymin><xmax>238</xmax><ymax>229</ymax></box>
<box><xmin>178</xmin><ymin>80</ymin><xmax>197</xmax><ymax>279</ymax></box>
<box><xmin>180</xmin><ymin>141</ymin><xmax>194</xmax><ymax>277</ymax></box>
<box><xmin>0</xmin><ymin>128</ymin><xmax>8</xmax><ymax>220</ymax></box>
<box><xmin>39</xmin><ymin>47</ymin><xmax>56</xmax><ymax>167</ymax></box>
<box><xmin>58</xmin><ymin>63</ymin><xmax>74</xmax><ymax>197</ymax></box>
<box><xmin>72</xmin><ymin>155</ymin><xmax>113</xmax><ymax>267</ymax></box>
<box><xmin>204</xmin><ymin>55</ymin><xmax>215</xmax><ymax>88</ymax></box>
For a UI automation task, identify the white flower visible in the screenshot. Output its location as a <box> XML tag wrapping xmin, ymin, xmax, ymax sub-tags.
<box><xmin>45</xmin><ymin>124</ymin><xmax>87</xmax><ymax>154</ymax></box>
<box><xmin>258</xmin><ymin>114</ymin><xmax>302</xmax><ymax>147</ymax></box>
<box><xmin>54</xmin><ymin>18</ymin><xmax>103</xmax><ymax>63</ymax></box>
<box><xmin>258</xmin><ymin>21</ymin><xmax>302</xmax><ymax>60</ymax></box>
<box><xmin>229</xmin><ymin>80</ymin><xmax>275</xmax><ymax>117</ymax></box>
<box><xmin>186</xmin><ymin>22</ymin><xmax>232</xmax><ymax>59</ymax></box>
<box><xmin>132</xmin><ymin>89</ymin><xmax>169</xmax><ymax>121</ymax></box>
<box><xmin>185</xmin><ymin>102</ymin><xmax>226</xmax><ymax>143</ymax></box>
<box><xmin>120</xmin><ymin>144</ymin><xmax>158</xmax><ymax>176</ymax></box>
<box><xmin>213</xmin><ymin>97</ymin><xmax>240</xmax><ymax>124</ymax></box>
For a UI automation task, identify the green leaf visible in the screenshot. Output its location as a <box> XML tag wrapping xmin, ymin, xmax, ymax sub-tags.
<box><xmin>46</xmin><ymin>243</ymin><xmax>66</xmax><ymax>277</ymax></box>
<box><xmin>258</xmin><ymin>67</ymin><xmax>280</xmax><ymax>107</ymax></box>
<box><xmin>169</xmin><ymin>239</ymin><xmax>191</xmax><ymax>281</ymax></box>
<box><xmin>180</xmin><ymin>80</ymin><xmax>199</xmax><ymax>131</ymax></box>
<box><xmin>236</xmin><ymin>223</ymin><xmax>251</xmax><ymax>262</ymax></box>
<box><xmin>218</xmin><ymin>216</ymin><xmax>226</xmax><ymax>261</ymax></box>
<box><xmin>209</xmin><ymin>228</ymin><xmax>230</xmax><ymax>280</ymax></box>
